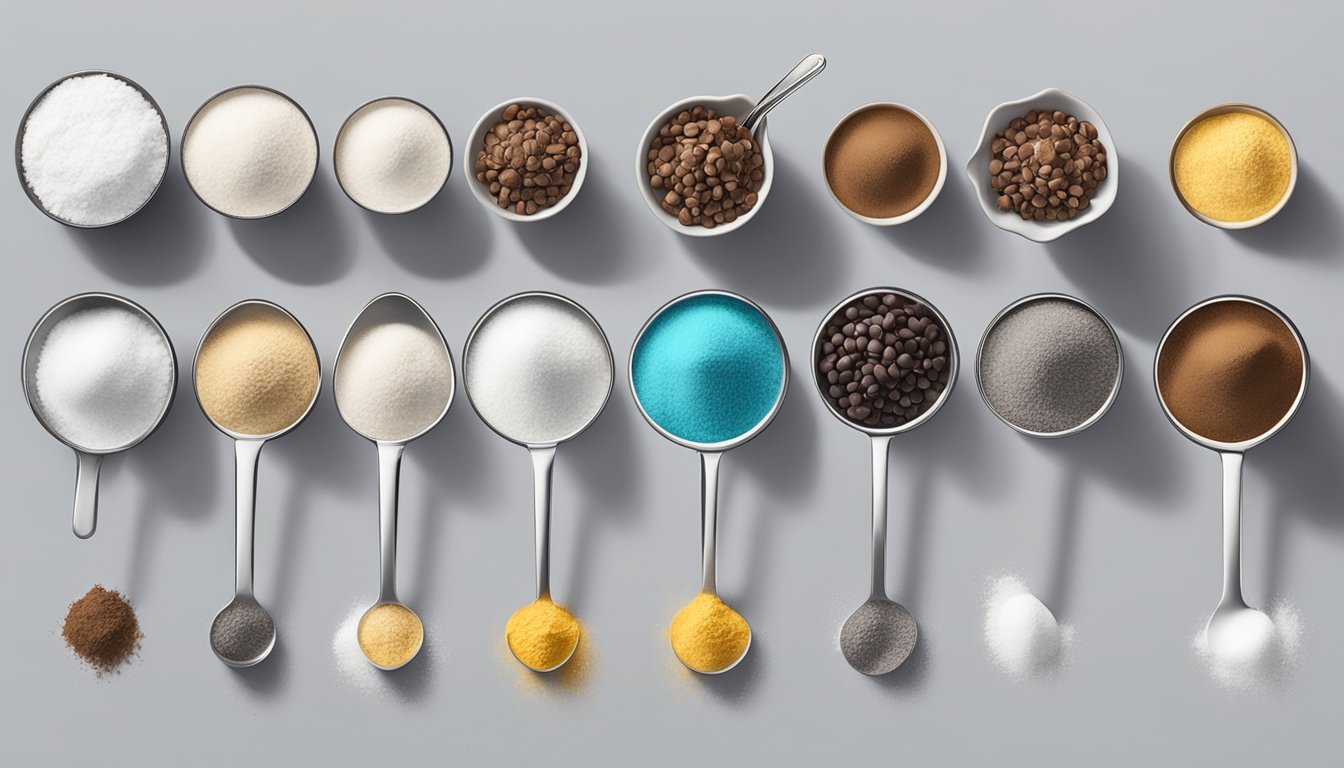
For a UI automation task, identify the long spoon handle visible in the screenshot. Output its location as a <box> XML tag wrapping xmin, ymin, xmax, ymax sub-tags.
<box><xmin>530</xmin><ymin>445</ymin><xmax>557</xmax><ymax>601</ymax></box>
<box><xmin>699</xmin><ymin>451</ymin><xmax>724</xmax><ymax>595</ymax></box>
<box><xmin>378</xmin><ymin>442</ymin><xmax>406</xmax><ymax>604</ymax></box>
<box><xmin>234</xmin><ymin>439</ymin><xmax>265</xmax><ymax>598</ymax></box>
<box><xmin>742</xmin><ymin>53</ymin><xmax>827</xmax><ymax>133</ymax></box>
<box><xmin>72</xmin><ymin>450</ymin><xmax>102</xmax><ymax>539</ymax></box>
<box><xmin>869</xmin><ymin>435</ymin><xmax>893</xmax><ymax>600</ymax></box>
<box><xmin>1219</xmin><ymin>451</ymin><xmax>1246</xmax><ymax>607</ymax></box>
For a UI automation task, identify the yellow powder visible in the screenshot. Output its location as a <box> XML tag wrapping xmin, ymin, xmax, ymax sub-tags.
<box><xmin>1173</xmin><ymin>111</ymin><xmax>1292</xmax><ymax>222</ymax></box>
<box><xmin>357</xmin><ymin>602</ymin><xmax>423</xmax><ymax>669</ymax></box>
<box><xmin>196</xmin><ymin>303</ymin><xmax>319</xmax><ymax>436</ymax></box>
<box><xmin>669</xmin><ymin>592</ymin><xmax>750</xmax><ymax>673</ymax></box>
<box><xmin>506</xmin><ymin>597</ymin><xmax>580</xmax><ymax>671</ymax></box>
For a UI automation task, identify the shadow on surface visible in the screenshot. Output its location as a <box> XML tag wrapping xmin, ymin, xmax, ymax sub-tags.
<box><xmin>698</xmin><ymin>634</ymin><xmax>764</xmax><ymax>705</ymax></box>
<box><xmin>872</xmin><ymin>626</ymin><xmax>931</xmax><ymax>693</ymax></box>
<box><xmin>1230</xmin><ymin>165</ymin><xmax>1341</xmax><ymax>263</ymax></box>
<box><xmin>229</xmin><ymin>635</ymin><xmax>288</xmax><ymax>696</ymax></box>
<box><xmin>881</xmin><ymin>171</ymin><xmax>993</xmax><ymax>272</ymax></box>
<box><xmin>369</xmin><ymin>181</ymin><xmax>493</xmax><ymax>279</ymax></box>
<box><xmin>230</xmin><ymin>175</ymin><xmax>355</xmax><ymax>285</ymax></box>
<box><xmin>68</xmin><ymin>171</ymin><xmax>211</xmax><ymax>285</ymax></box>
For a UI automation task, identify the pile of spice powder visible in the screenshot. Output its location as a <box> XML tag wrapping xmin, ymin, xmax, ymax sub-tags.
<box><xmin>195</xmin><ymin>304</ymin><xmax>319</xmax><ymax>436</ymax></box>
<box><xmin>63</xmin><ymin>585</ymin><xmax>141</xmax><ymax>673</ymax></box>
<box><xmin>506</xmin><ymin>598</ymin><xmax>580</xmax><ymax>671</ymax></box>
<box><xmin>1173</xmin><ymin>110</ymin><xmax>1293</xmax><ymax>223</ymax></box>
<box><xmin>1157</xmin><ymin>300</ymin><xmax>1303</xmax><ymax>444</ymax></box>
<box><xmin>358</xmin><ymin>603</ymin><xmax>423</xmax><ymax>669</ymax></box>
<box><xmin>670</xmin><ymin>592</ymin><xmax>750</xmax><ymax>673</ymax></box>
<box><xmin>824</xmin><ymin>105</ymin><xmax>941</xmax><ymax>219</ymax></box>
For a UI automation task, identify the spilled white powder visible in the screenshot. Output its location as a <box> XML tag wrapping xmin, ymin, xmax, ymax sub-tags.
<box><xmin>335</xmin><ymin>319</ymin><xmax>453</xmax><ymax>441</ymax></box>
<box><xmin>1193</xmin><ymin>601</ymin><xmax>1302</xmax><ymax>692</ymax></box>
<box><xmin>20</xmin><ymin>74</ymin><xmax>168</xmax><ymax>226</ymax></box>
<box><xmin>335</xmin><ymin>98</ymin><xmax>451</xmax><ymax>213</ymax></box>
<box><xmin>33</xmin><ymin>305</ymin><xmax>174</xmax><ymax>450</ymax></box>
<box><xmin>983</xmin><ymin>575</ymin><xmax>1074</xmax><ymax>679</ymax></box>
<box><xmin>465</xmin><ymin>295</ymin><xmax>613</xmax><ymax>444</ymax></box>
<box><xmin>182</xmin><ymin>87</ymin><xmax>318</xmax><ymax>218</ymax></box>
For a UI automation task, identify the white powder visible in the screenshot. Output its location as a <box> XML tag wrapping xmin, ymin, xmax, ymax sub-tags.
<box><xmin>465</xmin><ymin>295</ymin><xmax>612</xmax><ymax>445</ymax></box>
<box><xmin>182</xmin><ymin>87</ymin><xmax>318</xmax><ymax>218</ymax></box>
<box><xmin>33</xmin><ymin>305</ymin><xmax>175</xmax><ymax>451</ymax></box>
<box><xmin>983</xmin><ymin>575</ymin><xmax>1074</xmax><ymax>679</ymax></box>
<box><xmin>20</xmin><ymin>74</ymin><xmax>168</xmax><ymax>226</ymax></box>
<box><xmin>335</xmin><ymin>320</ymin><xmax>454</xmax><ymax>441</ymax></box>
<box><xmin>1193</xmin><ymin>601</ymin><xmax>1302</xmax><ymax>691</ymax></box>
<box><xmin>335</xmin><ymin>98</ymin><xmax>451</xmax><ymax>214</ymax></box>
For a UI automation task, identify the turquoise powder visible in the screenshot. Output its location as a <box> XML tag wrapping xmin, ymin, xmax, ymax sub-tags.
<box><xmin>632</xmin><ymin>294</ymin><xmax>785</xmax><ymax>445</ymax></box>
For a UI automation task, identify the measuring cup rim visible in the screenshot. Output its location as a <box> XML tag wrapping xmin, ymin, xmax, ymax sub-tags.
<box><xmin>332</xmin><ymin>291</ymin><xmax>456</xmax><ymax>445</ymax></box>
<box><xmin>1153</xmin><ymin>293</ymin><xmax>1309</xmax><ymax>453</ymax></box>
<box><xmin>192</xmin><ymin>298</ymin><xmax>323</xmax><ymax>441</ymax></box>
<box><xmin>811</xmin><ymin>286</ymin><xmax>959</xmax><ymax>438</ymax></box>
<box><xmin>974</xmin><ymin>291</ymin><xmax>1125</xmax><ymax>440</ymax></box>
<box><xmin>461</xmin><ymin>290</ymin><xmax>614</xmax><ymax>448</ymax></box>
<box><xmin>21</xmin><ymin>291</ymin><xmax>179</xmax><ymax>455</ymax></box>
<box><xmin>629</xmin><ymin>289</ymin><xmax>790</xmax><ymax>453</ymax></box>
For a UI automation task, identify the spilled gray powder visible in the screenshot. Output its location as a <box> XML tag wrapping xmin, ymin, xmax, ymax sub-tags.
<box><xmin>839</xmin><ymin>600</ymin><xmax>918</xmax><ymax>675</ymax></box>
<box><xmin>979</xmin><ymin>298</ymin><xmax>1120</xmax><ymax>434</ymax></box>
<box><xmin>211</xmin><ymin>602</ymin><xmax>274</xmax><ymax>663</ymax></box>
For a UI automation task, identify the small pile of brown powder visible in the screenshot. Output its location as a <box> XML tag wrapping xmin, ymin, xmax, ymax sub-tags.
<box><xmin>63</xmin><ymin>585</ymin><xmax>142</xmax><ymax>673</ymax></box>
<box><xmin>824</xmin><ymin>105</ymin><xmax>941</xmax><ymax>219</ymax></box>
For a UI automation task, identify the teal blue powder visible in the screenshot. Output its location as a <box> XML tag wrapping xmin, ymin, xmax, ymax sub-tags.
<box><xmin>632</xmin><ymin>294</ymin><xmax>785</xmax><ymax>445</ymax></box>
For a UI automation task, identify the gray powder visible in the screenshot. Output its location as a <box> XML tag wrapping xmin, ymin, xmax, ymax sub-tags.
<box><xmin>978</xmin><ymin>298</ymin><xmax>1120</xmax><ymax>435</ymax></box>
<box><xmin>211</xmin><ymin>601</ymin><xmax>275</xmax><ymax>663</ymax></box>
<box><xmin>840</xmin><ymin>599</ymin><xmax>918</xmax><ymax>675</ymax></box>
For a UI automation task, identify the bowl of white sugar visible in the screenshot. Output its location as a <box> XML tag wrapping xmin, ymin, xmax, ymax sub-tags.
<box><xmin>334</xmin><ymin>97</ymin><xmax>453</xmax><ymax>215</ymax></box>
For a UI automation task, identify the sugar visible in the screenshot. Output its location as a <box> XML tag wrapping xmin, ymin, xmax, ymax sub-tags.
<box><xmin>464</xmin><ymin>296</ymin><xmax>612</xmax><ymax>445</ymax></box>
<box><xmin>33</xmin><ymin>305</ymin><xmax>174</xmax><ymax>451</ymax></box>
<box><xmin>335</xmin><ymin>320</ymin><xmax>453</xmax><ymax>441</ymax></box>
<box><xmin>182</xmin><ymin>87</ymin><xmax>318</xmax><ymax>218</ymax></box>
<box><xmin>1193</xmin><ymin>600</ymin><xmax>1302</xmax><ymax>691</ymax></box>
<box><xmin>20</xmin><ymin>74</ymin><xmax>168</xmax><ymax>226</ymax></box>
<box><xmin>983</xmin><ymin>575</ymin><xmax>1073</xmax><ymax>679</ymax></box>
<box><xmin>335</xmin><ymin>99</ymin><xmax>451</xmax><ymax>214</ymax></box>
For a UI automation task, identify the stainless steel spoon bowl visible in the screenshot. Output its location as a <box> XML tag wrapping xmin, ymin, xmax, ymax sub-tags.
<box><xmin>812</xmin><ymin>287</ymin><xmax>958</xmax><ymax>675</ymax></box>
<box><xmin>1154</xmin><ymin>295</ymin><xmax>1308</xmax><ymax>659</ymax></box>
<box><xmin>195</xmin><ymin>300</ymin><xmax>321</xmax><ymax>668</ymax></box>
<box><xmin>334</xmin><ymin>293</ymin><xmax>455</xmax><ymax>670</ymax></box>
<box><xmin>21</xmin><ymin>292</ymin><xmax>177</xmax><ymax>538</ymax></box>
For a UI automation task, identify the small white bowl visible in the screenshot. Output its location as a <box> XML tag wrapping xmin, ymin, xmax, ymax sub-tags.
<box><xmin>1168</xmin><ymin>104</ymin><xmax>1297</xmax><ymax>230</ymax></box>
<box><xmin>966</xmin><ymin>88</ymin><xmax>1118</xmax><ymax>243</ymax></box>
<box><xmin>822</xmin><ymin>102</ymin><xmax>947</xmax><ymax>226</ymax></box>
<box><xmin>464</xmin><ymin>97</ymin><xmax>588</xmax><ymax>223</ymax></box>
<box><xmin>635</xmin><ymin>94</ymin><xmax>773</xmax><ymax>237</ymax></box>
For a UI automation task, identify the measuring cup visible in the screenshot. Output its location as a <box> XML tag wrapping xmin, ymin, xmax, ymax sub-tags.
<box><xmin>812</xmin><ymin>287</ymin><xmax>958</xmax><ymax>675</ymax></box>
<box><xmin>21</xmin><ymin>293</ymin><xmax>177</xmax><ymax>539</ymax></box>
<box><xmin>1154</xmin><ymin>295</ymin><xmax>1308</xmax><ymax>659</ymax></box>
<box><xmin>463</xmin><ymin>292</ymin><xmax>614</xmax><ymax>672</ymax></box>
<box><xmin>629</xmin><ymin>290</ymin><xmax>789</xmax><ymax>674</ymax></box>
<box><xmin>195</xmin><ymin>300</ymin><xmax>321</xmax><ymax>667</ymax></box>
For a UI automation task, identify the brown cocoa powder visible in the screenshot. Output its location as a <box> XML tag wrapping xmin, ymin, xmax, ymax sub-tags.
<box><xmin>63</xmin><ymin>585</ymin><xmax>141</xmax><ymax>672</ymax></box>
<box><xmin>824</xmin><ymin>105</ymin><xmax>940</xmax><ymax>219</ymax></box>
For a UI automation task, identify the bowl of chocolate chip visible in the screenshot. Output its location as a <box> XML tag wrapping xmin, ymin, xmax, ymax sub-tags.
<box><xmin>966</xmin><ymin>88</ymin><xmax>1118</xmax><ymax>243</ymax></box>
<box><xmin>466</xmin><ymin>97</ymin><xmax>587</xmax><ymax>222</ymax></box>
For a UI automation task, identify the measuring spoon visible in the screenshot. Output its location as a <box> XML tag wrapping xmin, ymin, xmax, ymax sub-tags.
<box><xmin>22</xmin><ymin>293</ymin><xmax>177</xmax><ymax>539</ymax></box>
<box><xmin>334</xmin><ymin>293</ymin><xmax>454</xmax><ymax>670</ymax></box>
<box><xmin>196</xmin><ymin>300</ymin><xmax>321</xmax><ymax>668</ymax></box>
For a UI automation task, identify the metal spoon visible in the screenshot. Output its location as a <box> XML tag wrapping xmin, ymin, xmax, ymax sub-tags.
<box><xmin>462</xmin><ymin>292</ymin><xmax>614</xmax><ymax>672</ymax></box>
<box><xmin>334</xmin><ymin>293</ymin><xmax>454</xmax><ymax>670</ymax></box>
<box><xmin>196</xmin><ymin>300</ymin><xmax>321</xmax><ymax>668</ymax></box>
<box><xmin>21</xmin><ymin>293</ymin><xmax>177</xmax><ymax>539</ymax></box>
<box><xmin>1154</xmin><ymin>295</ymin><xmax>1309</xmax><ymax>660</ymax></box>
<box><xmin>741</xmin><ymin>53</ymin><xmax>826</xmax><ymax>133</ymax></box>
<box><xmin>630</xmin><ymin>290</ymin><xmax>790</xmax><ymax>675</ymax></box>
<box><xmin>813</xmin><ymin>288</ymin><xmax>959</xmax><ymax>675</ymax></box>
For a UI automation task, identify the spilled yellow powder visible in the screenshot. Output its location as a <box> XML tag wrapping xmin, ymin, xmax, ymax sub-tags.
<box><xmin>196</xmin><ymin>303</ymin><xmax>319</xmax><ymax>436</ymax></box>
<box><xmin>506</xmin><ymin>597</ymin><xmax>580</xmax><ymax>671</ymax></box>
<box><xmin>357</xmin><ymin>602</ymin><xmax>423</xmax><ymax>669</ymax></box>
<box><xmin>670</xmin><ymin>592</ymin><xmax>750</xmax><ymax>673</ymax></box>
<box><xmin>1174</xmin><ymin>111</ymin><xmax>1292</xmax><ymax>223</ymax></box>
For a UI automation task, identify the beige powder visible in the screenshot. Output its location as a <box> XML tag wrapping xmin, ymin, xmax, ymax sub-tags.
<box><xmin>196</xmin><ymin>304</ymin><xmax>319</xmax><ymax>436</ymax></box>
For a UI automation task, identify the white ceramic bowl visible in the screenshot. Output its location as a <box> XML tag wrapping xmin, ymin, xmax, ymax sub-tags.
<box><xmin>966</xmin><ymin>88</ymin><xmax>1118</xmax><ymax>243</ymax></box>
<box><xmin>635</xmin><ymin>94</ymin><xmax>773</xmax><ymax>237</ymax></box>
<box><xmin>1168</xmin><ymin>104</ymin><xmax>1297</xmax><ymax>230</ymax></box>
<box><xmin>822</xmin><ymin>102</ymin><xmax>947</xmax><ymax>226</ymax></box>
<box><xmin>464</xmin><ymin>97</ymin><xmax>588</xmax><ymax>222</ymax></box>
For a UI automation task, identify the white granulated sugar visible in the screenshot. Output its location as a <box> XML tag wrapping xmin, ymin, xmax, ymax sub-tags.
<box><xmin>182</xmin><ymin>87</ymin><xmax>318</xmax><ymax>218</ymax></box>
<box><xmin>20</xmin><ymin>74</ymin><xmax>168</xmax><ymax>226</ymax></box>
<box><xmin>335</xmin><ymin>99</ymin><xmax>451</xmax><ymax>213</ymax></box>
<box><xmin>1193</xmin><ymin>600</ymin><xmax>1303</xmax><ymax>692</ymax></box>
<box><xmin>465</xmin><ymin>296</ymin><xmax>612</xmax><ymax>445</ymax></box>
<box><xmin>33</xmin><ymin>306</ymin><xmax>174</xmax><ymax>451</ymax></box>
<box><xmin>983</xmin><ymin>574</ymin><xmax>1073</xmax><ymax>680</ymax></box>
<box><xmin>335</xmin><ymin>320</ymin><xmax>453</xmax><ymax>441</ymax></box>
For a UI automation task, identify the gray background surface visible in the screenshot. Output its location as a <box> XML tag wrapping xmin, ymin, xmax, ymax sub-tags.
<box><xmin>2</xmin><ymin>0</ymin><xmax>1341</xmax><ymax>764</ymax></box>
